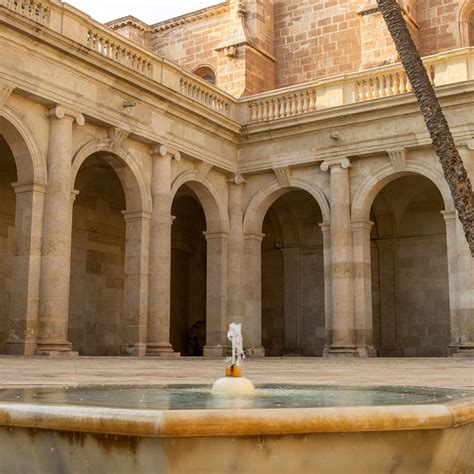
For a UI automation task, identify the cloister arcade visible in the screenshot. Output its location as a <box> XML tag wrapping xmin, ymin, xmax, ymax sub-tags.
<box><xmin>0</xmin><ymin>97</ymin><xmax>472</xmax><ymax>360</ymax></box>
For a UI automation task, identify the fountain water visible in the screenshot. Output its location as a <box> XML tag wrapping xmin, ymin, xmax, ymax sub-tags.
<box><xmin>211</xmin><ymin>323</ymin><xmax>255</xmax><ymax>393</ymax></box>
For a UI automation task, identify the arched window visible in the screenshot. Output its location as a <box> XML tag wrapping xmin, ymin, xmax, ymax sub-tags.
<box><xmin>469</xmin><ymin>10</ymin><xmax>474</xmax><ymax>46</ymax></box>
<box><xmin>459</xmin><ymin>0</ymin><xmax>474</xmax><ymax>46</ymax></box>
<box><xmin>193</xmin><ymin>66</ymin><xmax>216</xmax><ymax>85</ymax></box>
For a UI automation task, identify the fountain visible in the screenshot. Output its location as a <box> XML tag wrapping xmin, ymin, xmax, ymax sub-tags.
<box><xmin>0</xmin><ymin>326</ymin><xmax>473</xmax><ymax>472</ymax></box>
<box><xmin>211</xmin><ymin>323</ymin><xmax>255</xmax><ymax>393</ymax></box>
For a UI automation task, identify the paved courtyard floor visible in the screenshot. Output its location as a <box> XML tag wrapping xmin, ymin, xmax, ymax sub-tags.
<box><xmin>0</xmin><ymin>356</ymin><xmax>472</xmax><ymax>389</ymax></box>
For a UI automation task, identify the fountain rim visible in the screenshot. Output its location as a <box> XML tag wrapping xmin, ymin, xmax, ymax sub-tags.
<box><xmin>0</xmin><ymin>398</ymin><xmax>472</xmax><ymax>438</ymax></box>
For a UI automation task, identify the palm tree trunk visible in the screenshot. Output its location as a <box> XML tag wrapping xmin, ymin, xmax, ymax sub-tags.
<box><xmin>377</xmin><ymin>0</ymin><xmax>474</xmax><ymax>256</ymax></box>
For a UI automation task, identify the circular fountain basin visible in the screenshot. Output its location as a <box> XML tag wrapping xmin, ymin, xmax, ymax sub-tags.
<box><xmin>0</xmin><ymin>384</ymin><xmax>472</xmax><ymax>473</ymax></box>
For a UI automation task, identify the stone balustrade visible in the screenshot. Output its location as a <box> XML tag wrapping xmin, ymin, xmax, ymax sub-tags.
<box><xmin>1</xmin><ymin>0</ymin><xmax>473</xmax><ymax>126</ymax></box>
<box><xmin>1</xmin><ymin>0</ymin><xmax>49</xmax><ymax>25</ymax></box>
<box><xmin>87</xmin><ymin>29</ymin><xmax>153</xmax><ymax>78</ymax></box>
<box><xmin>180</xmin><ymin>78</ymin><xmax>230</xmax><ymax>116</ymax></box>
<box><xmin>244</xmin><ymin>49</ymin><xmax>472</xmax><ymax>124</ymax></box>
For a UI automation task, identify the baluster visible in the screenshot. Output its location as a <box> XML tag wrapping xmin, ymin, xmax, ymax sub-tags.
<box><xmin>289</xmin><ymin>94</ymin><xmax>296</xmax><ymax>115</ymax></box>
<box><xmin>261</xmin><ymin>101</ymin><xmax>267</xmax><ymax>121</ymax></box>
<box><xmin>249</xmin><ymin>104</ymin><xmax>256</xmax><ymax>123</ymax></box>
<box><xmin>255</xmin><ymin>103</ymin><xmax>262</xmax><ymax>122</ymax></box>
<box><xmin>295</xmin><ymin>93</ymin><xmax>302</xmax><ymax>114</ymax></box>
<box><xmin>301</xmin><ymin>91</ymin><xmax>308</xmax><ymax>113</ymax></box>
<box><xmin>272</xmin><ymin>99</ymin><xmax>278</xmax><ymax>120</ymax></box>
<box><xmin>309</xmin><ymin>89</ymin><xmax>316</xmax><ymax>112</ymax></box>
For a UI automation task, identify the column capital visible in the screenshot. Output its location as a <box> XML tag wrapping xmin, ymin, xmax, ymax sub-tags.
<box><xmin>70</xmin><ymin>190</ymin><xmax>80</xmax><ymax>203</ymax></box>
<box><xmin>150</xmin><ymin>144</ymin><xmax>181</xmax><ymax>161</ymax></box>
<box><xmin>320</xmin><ymin>157</ymin><xmax>351</xmax><ymax>171</ymax></box>
<box><xmin>319</xmin><ymin>222</ymin><xmax>331</xmax><ymax>234</ymax></box>
<box><xmin>351</xmin><ymin>219</ymin><xmax>374</xmax><ymax>231</ymax></box>
<box><xmin>244</xmin><ymin>231</ymin><xmax>266</xmax><ymax>242</ymax></box>
<box><xmin>122</xmin><ymin>209</ymin><xmax>153</xmax><ymax>221</ymax></box>
<box><xmin>203</xmin><ymin>231</ymin><xmax>229</xmax><ymax>241</ymax></box>
<box><xmin>441</xmin><ymin>209</ymin><xmax>458</xmax><ymax>222</ymax></box>
<box><xmin>46</xmin><ymin>105</ymin><xmax>85</xmax><ymax>125</ymax></box>
<box><xmin>12</xmin><ymin>180</ymin><xmax>48</xmax><ymax>195</ymax></box>
<box><xmin>227</xmin><ymin>174</ymin><xmax>246</xmax><ymax>185</ymax></box>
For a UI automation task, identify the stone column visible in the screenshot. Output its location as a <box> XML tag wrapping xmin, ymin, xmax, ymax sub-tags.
<box><xmin>352</xmin><ymin>219</ymin><xmax>376</xmax><ymax>357</ymax></box>
<box><xmin>320</xmin><ymin>158</ymin><xmax>357</xmax><ymax>356</ymax></box>
<box><xmin>243</xmin><ymin>232</ymin><xmax>265</xmax><ymax>356</ymax></box>
<box><xmin>281</xmin><ymin>247</ymin><xmax>301</xmax><ymax>355</ymax></box>
<box><xmin>5</xmin><ymin>181</ymin><xmax>46</xmax><ymax>355</ymax></box>
<box><xmin>147</xmin><ymin>145</ymin><xmax>180</xmax><ymax>357</ymax></box>
<box><xmin>227</xmin><ymin>175</ymin><xmax>245</xmax><ymax>338</ymax></box>
<box><xmin>35</xmin><ymin>105</ymin><xmax>84</xmax><ymax>356</ymax></box>
<box><xmin>319</xmin><ymin>223</ymin><xmax>332</xmax><ymax>353</ymax></box>
<box><xmin>122</xmin><ymin>210</ymin><xmax>151</xmax><ymax>357</ymax></box>
<box><xmin>443</xmin><ymin>210</ymin><xmax>474</xmax><ymax>357</ymax></box>
<box><xmin>203</xmin><ymin>231</ymin><xmax>228</xmax><ymax>356</ymax></box>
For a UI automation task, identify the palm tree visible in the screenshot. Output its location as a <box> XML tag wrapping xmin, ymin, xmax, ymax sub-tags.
<box><xmin>377</xmin><ymin>0</ymin><xmax>474</xmax><ymax>256</ymax></box>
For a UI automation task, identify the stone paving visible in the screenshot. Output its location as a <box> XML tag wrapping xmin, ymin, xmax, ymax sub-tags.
<box><xmin>0</xmin><ymin>356</ymin><xmax>472</xmax><ymax>389</ymax></box>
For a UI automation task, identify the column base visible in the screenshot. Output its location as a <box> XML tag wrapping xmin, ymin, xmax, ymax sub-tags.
<box><xmin>450</xmin><ymin>344</ymin><xmax>474</xmax><ymax>358</ymax></box>
<box><xmin>35</xmin><ymin>341</ymin><xmax>78</xmax><ymax>357</ymax></box>
<box><xmin>203</xmin><ymin>345</ymin><xmax>226</xmax><ymax>357</ymax></box>
<box><xmin>357</xmin><ymin>345</ymin><xmax>377</xmax><ymax>357</ymax></box>
<box><xmin>5</xmin><ymin>340</ymin><xmax>37</xmax><ymax>356</ymax></box>
<box><xmin>323</xmin><ymin>346</ymin><xmax>360</xmax><ymax>358</ymax></box>
<box><xmin>245</xmin><ymin>346</ymin><xmax>265</xmax><ymax>358</ymax></box>
<box><xmin>147</xmin><ymin>342</ymin><xmax>180</xmax><ymax>358</ymax></box>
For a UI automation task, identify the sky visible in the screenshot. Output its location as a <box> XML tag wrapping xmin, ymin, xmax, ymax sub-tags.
<box><xmin>65</xmin><ymin>0</ymin><xmax>222</xmax><ymax>24</ymax></box>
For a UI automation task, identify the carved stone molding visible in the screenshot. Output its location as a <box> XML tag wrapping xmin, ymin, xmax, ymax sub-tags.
<box><xmin>46</xmin><ymin>105</ymin><xmax>85</xmax><ymax>125</ymax></box>
<box><xmin>196</xmin><ymin>162</ymin><xmax>213</xmax><ymax>181</ymax></box>
<box><xmin>320</xmin><ymin>157</ymin><xmax>351</xmax><ymax>171</ymax></box>
<box><xmin>273</xmin><ymin>166</ymin><xmax>292</xmax><ymax>188</ymax></box>
<box><xmin>228</xmin><ymin>174</ymin><xmax>246</xmax><ymax>185</ymax></box>
<box><xmin>107</xmin><ymin>127</ymin><xmax>129</xmax><ymax>151</ymax></box>
<box><xmin>387</xmin><ymin>148</ymin><xmax>407</xmax><ymax>171</ymax></box>
<box><xmin>0</xmin><ymin>83</ymin><xmax>13</xmax><ymax>108</ymax></box>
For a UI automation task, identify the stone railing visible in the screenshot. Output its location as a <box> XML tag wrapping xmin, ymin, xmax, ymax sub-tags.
<box><xmin>244</xmin><ymin>48</ymin><xmax>473</xmax><ymax>124</ymax></box>
<box><xmin>1</xmin><ymin>0</ymin><xmax>49</xmax><ymax>25</ymax></box>
<box><xmin>87</xmin><ymin>28</ymin><xmax>153</xmax><ymax>78</ymax></box>
<box><xmin>0</xmin><ymin>0</ymin><xmax>235</xmax><ymax>120</ymax></box>
<box><xmin>180</xmin><ymin>78</ymin><xmax>230</xmax><ymax>115</ymax></box>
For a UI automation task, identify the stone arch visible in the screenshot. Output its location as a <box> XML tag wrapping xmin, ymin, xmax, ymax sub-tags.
<box><xmin>72</xmin><ymin>139</ymin><xmax>151</xmax><ymax>212</ymax></box>
<box><xmin>171</xmin><ymin>170</ymin><xmax>229</xmax><ymax>233</ymax></box>
<box><xmin>459</xmin><ymin>0</ymin><xmax>474</xmax><ymax>46</ymax></box>
<box><xmin>192</xmin><ymin>65</ymin><xmax>217</xmax><ymax>85</ymax></box>
<box><xmin>243</xmin><ymin>177</ymin><xmax>330</xmax><ymax>235</ymax></box>
<box><xmin>0</xmin><ymin>106</ymin><xmax>46</xmax><ymax>182</ymax></box>
<box><xmin>351</xmin><ymin>161</ymin><xmax>453</xmax><ymax>222</ymax></box>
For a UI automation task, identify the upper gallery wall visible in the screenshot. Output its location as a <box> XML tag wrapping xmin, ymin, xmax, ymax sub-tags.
<box><xmin>107</xmin><ymin>0</ymin><xmax>473</xmax><ymax>96</ymax></box>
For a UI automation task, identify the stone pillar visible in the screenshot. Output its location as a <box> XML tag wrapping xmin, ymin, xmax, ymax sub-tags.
<box><xmin>443</xmin><ymin>209</ymin><xmax>474</xmax><ymax>357</ymax></box>
<box><xmin>320</xmin><ymin>158</ymin><xmax>357</xmax><ymax>356</ymax></box>
<box><xmin>281</xmin><ymin>247</ymin><xmax>301</xmax><ymax>355</ymax></box>
<box><xmin>227</xmin><ymin>175</ymin><xmax>245</xmax><ymax>337</ymax></box>
<box><xmin>5</xmin><ymin>181</ymin><xmax>46</xmax><ymax>355</ymax></box>
<box><xmin>35</xmin><ymin>105</ymin><xmax>84</xmax><ymax>356</ymax></box>
<box><xmin>352</xmin><ymin>219</ymin><xmax>377</xmax><ymax>357</ymax></box>
<box><xmin>243</xmin><ymin>232</ymin><xmax>265</xmax><ymax>356</ymax></box>
<box><xmin>319</xmin><ymin>223</ymin><xmax>332</xmax><ymax>353</ymax></box>
<box><xmin>122</xmin><ymin>210</ymin><xmax>151</xmax><ymax>357</ymax></box>
<box><xmin>147</xmin><ymin>145</ymin><xmax>180</xmax><ymax>357</ymax></box>
<box><xmin>203</xmin><ymin>231</ymin><xmax>228</xmax><ymax>356</ymax></box>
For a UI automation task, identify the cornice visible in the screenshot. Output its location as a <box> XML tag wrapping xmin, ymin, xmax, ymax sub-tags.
<box><xmin>150</xmin><ymin>3</ymin><xmax>229</xmax><ymax>33</ymax></box>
